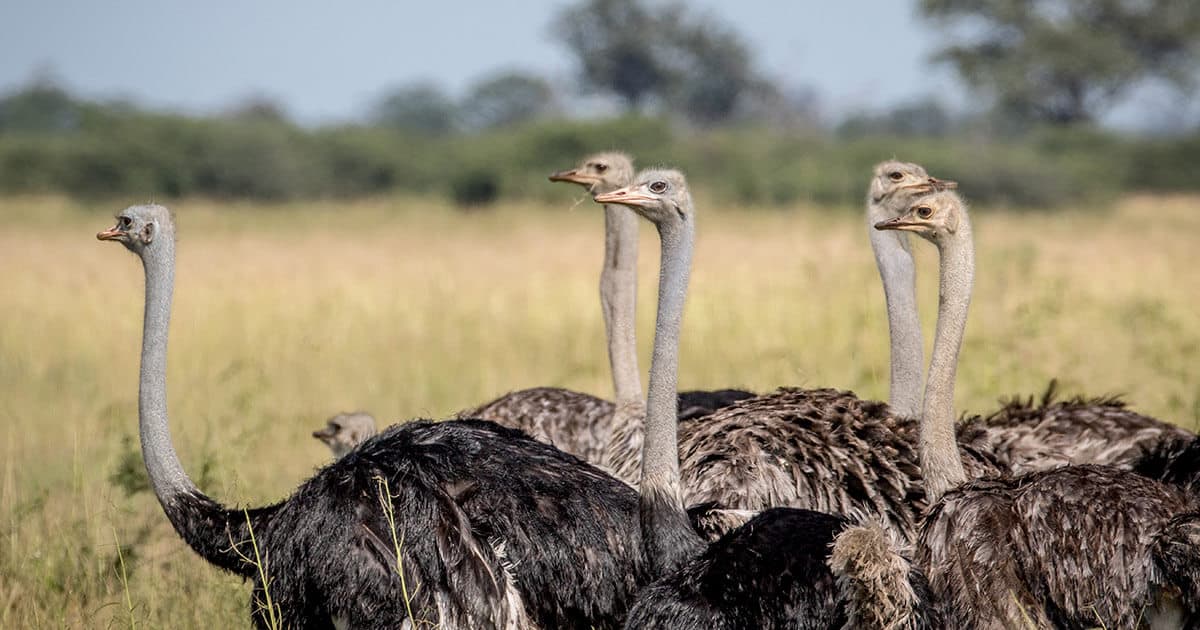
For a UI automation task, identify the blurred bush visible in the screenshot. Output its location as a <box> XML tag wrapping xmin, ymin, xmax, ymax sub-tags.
<box><xmin>0</xmin><ymin>86</ymin><xmax>1196</xmax><ymax>208</ymax></box>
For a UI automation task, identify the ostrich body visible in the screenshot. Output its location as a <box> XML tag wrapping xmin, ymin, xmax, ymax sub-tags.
<box><xmin>312</xmin><ymin>411</ymin><xmax>377</xmax><ymax>459</ymax></box>
<box><xmin>868</xmin><ymin>160</ymin><xmax>1192</xmax><ymax>476</ymax></box>
<box><xmin>455</xmin><ymin>386</ymin><xmax>615</xmax><ymax>464</ymax></box>
<box><xmin>595</xmin><ymin>171</ymin><xmax>941</xmax><ymax>629</ymax></box>
<box><xmin>460</xmin><ymin>152</ymin><xmax>752</xmax><ymax>472</ymax></box>
<box><xmin>872</xmin><ymin>192</ymin><xmax>1200</xmax><ymax>628</ymax></box>
<box><xmin>957</xmin><ymin>386</ymin><xmax>1193</xmax><ymax>476</ymax></box>
<box><xmin>100</xmin><ymin>205</ymin><xmax>655</xmax><ymax>629</ymax></box>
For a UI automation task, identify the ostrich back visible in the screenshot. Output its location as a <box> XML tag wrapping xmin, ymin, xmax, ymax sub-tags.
<box><xmin>919</xmin><ymin>465</ymin><xmax>1200</xmax><ymax>629</ymax></box>
<box><xmin>959</xmin><ymin>383</ymin><xmax>1194</xmax><ymax>476</ymax></box>
<box><xmin>458</xmin><ymin>386</ymin><xmax>616</xmax><ymax>466</ymax></box>
<box><xmin>245</xmin><ymin>419</ymin><xmax>646</xmax><ymax>629</ymax></box>
<box><xmin>462</xmin><ymin>386</ymin><xmax>756</xmax><ymax>474</ymax></box>
<box><xmin>676</xmin><ymin>388</ymin><xmax>1003</xmax><ymax>543</ymax></box>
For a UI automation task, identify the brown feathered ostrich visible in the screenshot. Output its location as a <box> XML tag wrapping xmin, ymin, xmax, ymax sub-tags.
<box><xmin>852</xmin><ymin>191</ymin><xmax>1200</xmax><ymax>628</ymax></box>
<box><xmin>867</xmin><ymin>160</ymin><xmax>1192</xmax><ymax>476</ymax></box>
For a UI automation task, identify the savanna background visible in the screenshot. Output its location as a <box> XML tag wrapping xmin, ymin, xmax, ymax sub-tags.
<box><xmin>2</xmin><ymin>0</ymin><xmax>1199</xmax><ymax>627</ymax></box>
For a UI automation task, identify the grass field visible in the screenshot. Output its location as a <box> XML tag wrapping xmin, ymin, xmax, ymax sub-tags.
<box><xmin>1</xmin><ymin>193</ymin><xmax>1198</xmax><ymax>627</ymax></box>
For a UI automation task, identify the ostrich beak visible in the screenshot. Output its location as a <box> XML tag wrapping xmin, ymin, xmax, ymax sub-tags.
<box><xmin>549</xmin><ymin>169</ymin><xmax>597</xmax><ymax>187</ymax></box>
<box><xmin>874</xmin><ymin>216</ymin><xmax>924</xmax><ymax>232</ymax></box>
<box><xmin>312</xmin><ymin>426</ymin><xmax>335</xmax><ymax>442</ymax></box>
<box><xmin>930</xmin><ymin>177</ymin><xmax>958</xmax><ymax>190</ymax></box>
<box><xmin>96</xmin><ymin>226</ymin><xmax>125</xmax><ymax>241</ymax></box>
<box><xmin>594</xmin><ymin>187</ymin><xmax>657</xmax><ymax>208</ymax></box>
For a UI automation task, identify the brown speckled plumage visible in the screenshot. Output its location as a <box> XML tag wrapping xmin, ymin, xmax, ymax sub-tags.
<box><xmin>919</xmin><ymin>466</ymin><xmax>1200</xmax><ymax>628</ymax></box>
<box><xmin>672</xmin><ymin>387</ymin><xmax>1002</xmax><ymax>543</ymax></box>
<box><xmin>459</xmin><ymin>387</ymin><xmax>754</xmax><ymax>478</ymax></box>
<box><xmin>458</xmin><ymin>386</ymin><xmax>615</xmax><ymax>466</ymax></box>
<box><xmin>959</xmin><ymin>381</ymin><xmax>1194</xmax><ymax>476</ymax></box>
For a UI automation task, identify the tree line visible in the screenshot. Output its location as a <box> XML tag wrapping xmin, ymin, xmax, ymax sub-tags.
<box><xmin>0</xmin><ymin>0</ymin><xmax>1197</xmax><ymax>207</ymax></box>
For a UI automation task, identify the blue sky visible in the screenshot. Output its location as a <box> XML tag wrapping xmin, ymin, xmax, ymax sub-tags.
<box><xmin>0</xmin><ymin>0</ymin><xmax>968</xmax><ymax>123</ymax></box>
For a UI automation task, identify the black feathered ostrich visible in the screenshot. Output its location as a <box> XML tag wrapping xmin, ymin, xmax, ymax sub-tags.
<box><xmin>99</xmin><ymin>205</ymin><xmax>654</xmax><ymax>629</ymax></box>
<box><xmin>593</xmin><ymin>171</ymin><xmax>942</xmax><ymax>629</ymax></box>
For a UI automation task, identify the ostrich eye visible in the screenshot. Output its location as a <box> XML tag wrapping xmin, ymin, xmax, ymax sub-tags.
<box><xmin>888</xmin><ymin>172</ymin><xmax>904</xmax><ymax>181</ymax></box>
<box><xmin>916</xmin><ymin>206</ymin><xmax>933</xmax><ymax>219</ymax></box>
<box><xmin>595</xmin><ymin>163</ymin><xmax>608</xmax><ymax>173</ymax></box>
<box><xmin>649</xmin><ymin>181</ymin><xmax>668</xmax><ymax>194</ymax></box>
<box><xmin>119</xmin><ymin>216</ymin><xmax>132</xmax><ymax>228</ymax></box>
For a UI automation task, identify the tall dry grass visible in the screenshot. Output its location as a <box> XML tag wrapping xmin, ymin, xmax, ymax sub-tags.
<box><xmin>0</xmin><ymin>193</ymin><xmax>1197</xmax><ymax>627</ymax></box>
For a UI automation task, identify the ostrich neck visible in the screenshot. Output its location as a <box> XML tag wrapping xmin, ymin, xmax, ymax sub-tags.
<box><xmin>868</xmin><ymin>201</ymin><xmax>924</xmax><ymax>419</ymax></box>
<box><xmin>601</xmin><ymin>203</ymin><xmax>647</xmax><ymax>483</ymax></box>
<box><xmin>921</xmin><ymin>226</ymin><xmax>973</xmax><ymax>502</ymax></box>
<box><xmin>601</xmin><ymin>204</ymin><xmax>643</xmax><ymax>407</ymax></box>
<box><xmin>139</xmin><ymin>237</ymin><xmax>200</xmax><ymax>504</ymax></box>
<box><xmin>640</xmin><ymin>214</ymin><xmax>704</xmax><ymax>574</ymax></box>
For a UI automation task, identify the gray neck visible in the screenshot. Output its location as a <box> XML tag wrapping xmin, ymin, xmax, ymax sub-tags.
<box><xmin>600</xmin><ymin>204</ymin><xmax>648</xmax><ymax>480</ymax></box>
<box><xmin>921</xmin><ymin>226</ymin><xmax>973</xmax><ymax>502</ymax></box>
<box><xmin>641</xmin><ymin>217</ymin><xmax>691</xmax><ymax>493</ymax></box>
<box><xmin>640</xmin><ymin>214</ymin><xmax>705</xmax><ymax>573</ymax></box>
<box><xmin>138</xmin><ymin>237</ymin><xmax>200</xmax><ymax>504</ymax></box>
<box><xmin>600</xmin><ymin>203</ymin><xmax>645</xmax><ymax>467</ymax></box>
<box><xmin>601</xmin><ymin>204</ymin><xmax>642</xmax><ymax>405</ymax></box>
<box><xmin>868</xmin><ymin>201</ymin><xmax>924</xmax><ymax>419</ymax></box>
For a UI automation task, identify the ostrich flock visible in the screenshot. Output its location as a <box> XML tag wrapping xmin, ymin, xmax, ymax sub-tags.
<box><xmin>98</xmin><ymin>153</ymin><xmax>1200</xmax><ymax>630</ymax></box>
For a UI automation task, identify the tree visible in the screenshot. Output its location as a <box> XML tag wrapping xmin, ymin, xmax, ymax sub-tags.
<box><xmin>459</xmin><ymin>71</ymin><xmax>557</xmax><ymax>130</ymax></box>
<box><xmin>370</xmin><ymin>82</ymin><xmax>457</xmax><ymax>136</ymax></box>
<box><xmin>665</xmin><ymin>10</ymin><xmax>762</xmax><ymax>125</ymax></box>
<box><xmin>920</xmin><ymin>0</ymin><xmax>1200</xmax><ymax>125</ymax></box>
<box><xmin>225</xmin><ymin>96</ymin><xmax>291</xmax><ymax>124</ymax></box>
<box><xmin>0</xmin><ymin>77</ymin><xmax>80</xmax><ymax>133</ymax></box>
<box><xmin>550</xmin><ymin>0</ymin><xmax>764</xmax><ymax>123</ymax></box>
<box><xmin>550</xmin><ymin>0</ymin><xmax>673</xmax><ymax>111</ymax></box>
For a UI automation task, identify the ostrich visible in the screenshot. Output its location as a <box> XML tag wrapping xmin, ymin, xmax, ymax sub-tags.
<box><xmin>311</xmin><ymin>411</ymin><xmax>377</xmax><ymax>459</ymax></box>
<box><xmin>459</xmin><ymin>152</ymin><xmax>752</xmax><ymax>474</ymax></box>
<box><xmin>867</xmin><ymin>160</ymin><xmax>1193</xmax><ymax>475</ymax></box>
<box><xmin>99</xmin><ymin>205</ymin><xmax>655</xmax><ymax>629</ymax></box>
<box><xmin>596</xmin><ymin>170</ymin><xmax>941</xmax><ymax>629</ymax></box>
<box><xmin>869</xmin><ymin>191</ymin><xmax>1200</xmax><ymax>628</ymax></box>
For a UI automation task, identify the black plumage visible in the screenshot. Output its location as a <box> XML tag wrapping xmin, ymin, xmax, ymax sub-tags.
<box><xmin>167</xmin><ymin>420</ymin><xmax>652</xmax><ymax>629</ymax></box>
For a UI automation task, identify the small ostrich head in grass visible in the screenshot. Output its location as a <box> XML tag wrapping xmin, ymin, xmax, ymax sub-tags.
<box><xmin>312</xmin><ymin>412</ymin><xmax>377</xmax><ymax>458</ymax></box>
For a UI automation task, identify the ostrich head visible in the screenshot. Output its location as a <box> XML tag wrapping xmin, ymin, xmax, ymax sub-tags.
<box><xmin>96</xmin><ymin>204</ymin><xmax>174</xmax><ymax>251</ymax></box>
<box><xmin>312</xmin><ymin>412</ymin><xmax>377</xmax><ymax>459</ymax></box>
<box><xmin>868</xmin><ymin>160</ymin><xmax>956</xmax><ymax>206</ymax></box>
<box><xmin>874</xmin><ymin>190</ymin><xmax>966</xmax><ymax>244</ymax></box>
<box><xmin>549</xmin><ymin>152</ymin><xmax>635</xmax><ymax>196</ymax></box>
<box><xmin>592</xmin><ymin>169</ymin><xmax>692</xmax><ymax>225</ymax></box>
